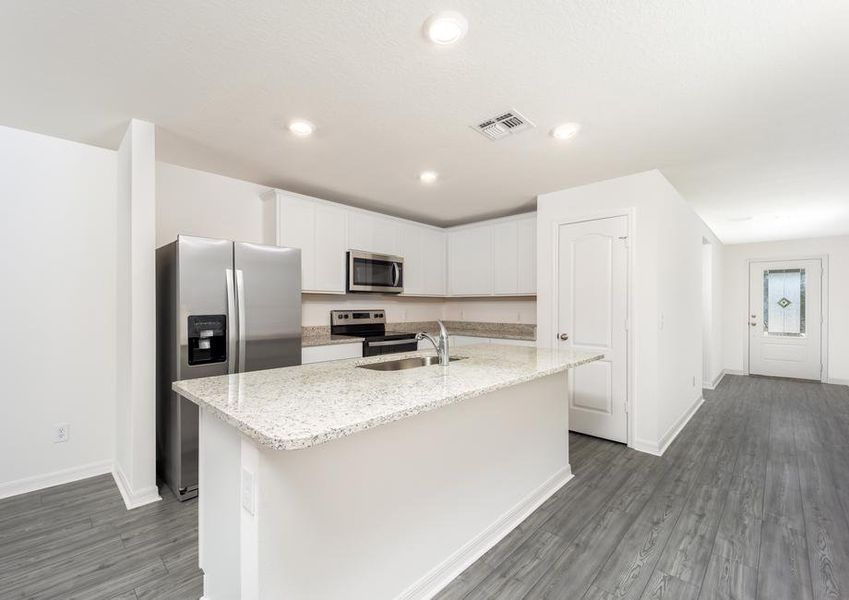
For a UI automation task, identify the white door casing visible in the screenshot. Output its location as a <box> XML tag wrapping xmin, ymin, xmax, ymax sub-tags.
<box><xmin>749</xmin><ymin>259</ymin><xmax>822</xmax><ymax>380</ymax></box>
<box><xmin>557</xmin><ymin>216</ymin><xmax>628</xmax><ymax>443</ymax></box>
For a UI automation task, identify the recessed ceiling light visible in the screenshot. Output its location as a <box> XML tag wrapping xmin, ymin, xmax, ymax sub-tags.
<box><xmin>419</xmin><ymin>170</ymin><xmax>438</xmax><ymax>184</ymax></box>
<box><xmin>551</xmin><ymin>122</ymin><xmax>581</xmax><ymax>140</ymax></box>
<box><xmin>423</xmin><ymin>11</ymin><xmax>468</xmax><ymax>45</ymax></box>
<box><xmin>288</xmin><ymin>119</ymin><xmax>315</xmax><ymax>137</ymax></box>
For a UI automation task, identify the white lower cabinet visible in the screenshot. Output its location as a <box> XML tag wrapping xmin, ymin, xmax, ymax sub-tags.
<box><xmin>301</xmin><ymin>343</ymin><xmax>362</xmax><ymax>365</ymax></box>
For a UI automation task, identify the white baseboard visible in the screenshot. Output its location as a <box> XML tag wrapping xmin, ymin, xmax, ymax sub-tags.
<box><xmin>631</xmin><ymin>394</ymin><xmax>705</xmax><ymax>457</ymax></box>
<box><xmin>702</xmin><ymin>370</ymin><xmax>727</xmax><ymax>391</ymax></box>
<box><xmin>394</xmin><ymin>466</ymin><xmax>574</xmax><ymax>600</ymax></box>
<box><xmin>112</xmin><ymin>464</ymin><xmax>161</xmax><ymax>510</ymax></box>
<box><xmin>723</xmin><ymin>369</ymin><xmax>746</xmax><ymax>377</ymax></box>
<box><xmin>828</xmin><ymin>378</ymin><xmax>849</xmax><ymax>387</ymax></box>
<box><xmin>0</xmin><ymin>459</ymin><xmax>113</xmax><ymax>500</ymax></box>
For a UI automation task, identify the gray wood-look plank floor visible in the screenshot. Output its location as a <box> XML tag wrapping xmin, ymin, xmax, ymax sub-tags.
<box><xmin>0</xmin><ymin>474</ymin><xmax>201</xmax><ymax>599</ymax></box>
<box><xmin>436</xmin><ymin>375</ymin><xmax>849</xmax><ymax>600</ymax></box>
<box><xmin>1</xmin><ymin>375</ymin><xmax>847</xmax><ymax>599</ymax></box>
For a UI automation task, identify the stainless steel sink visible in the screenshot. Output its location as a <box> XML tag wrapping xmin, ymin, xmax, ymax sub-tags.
<box><xmin>358</xmin><ymin>355</ymin><xmax>467</xmax><ymax>371</ymax></box>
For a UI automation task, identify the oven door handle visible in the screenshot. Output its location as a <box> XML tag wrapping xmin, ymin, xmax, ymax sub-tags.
<box><xmin>367</xmin><ymin>339</ymin><xmax>416</xmax><ymax>347</ymax></box>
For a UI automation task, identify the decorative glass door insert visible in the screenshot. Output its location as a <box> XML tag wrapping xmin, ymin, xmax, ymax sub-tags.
<box><xmin>762</xmin><ymin>268</ymin><xmax>806</xmax><ymax>336</ymax></box>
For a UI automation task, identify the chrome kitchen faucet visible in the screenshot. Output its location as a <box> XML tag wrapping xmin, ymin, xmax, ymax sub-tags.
<box><xmin>416</xmin><ymin>320</ymin><xmax>451</xmax><ymax>367</ymax></box>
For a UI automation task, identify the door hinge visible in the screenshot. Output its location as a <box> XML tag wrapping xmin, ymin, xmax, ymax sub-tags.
<box><xmin>618</xmin><ymin>235</ymin><xmax>630</xmax><ymax>249</ymax></box>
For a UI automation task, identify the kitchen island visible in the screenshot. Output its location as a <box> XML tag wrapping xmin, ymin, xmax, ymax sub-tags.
<box><xmin>173</xmin><ymin>344</ymin><xmax>602</xmax><ymax>600</ymax></box>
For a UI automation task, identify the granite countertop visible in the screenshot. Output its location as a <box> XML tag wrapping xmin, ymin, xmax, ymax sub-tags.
<box><xmin>173</xmin><ymin>344</ymin><xmax>601</xmax><ymax>451</ymax></box>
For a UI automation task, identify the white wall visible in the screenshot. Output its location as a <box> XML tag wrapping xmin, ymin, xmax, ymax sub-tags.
<box><xmin>537</xmin><ymin>170</ymin><xmax>717</xmax><ymax>454</ymax></box>
<box><xmin>114</xmin><ymin>120</ymin><xmax>160</xmax><ymax>508</ymax></box>
<box><xmin>156</xmin><ymin>162</ymin><xmax>271</xmax><ymax>247</ymax></box>
<box><xmin>722</xmin><ymin>235</ymin><xmax>849</xmax><ymax>384</ymax></box>
<box><xmin>0</xmin><ymin>125</ymin><xmax>116</xmax><ymax>494</ymax></box>
<box><xmin>702</xmin><ymin>238</ymin><xmax>724</xmax><ymax>388</ymax></box>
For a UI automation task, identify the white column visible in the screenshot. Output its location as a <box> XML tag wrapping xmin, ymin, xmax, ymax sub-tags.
<box><xmin>114</xmin><ymin>119</ymin><xmax>160</xmax><ymax>509</ymax></box>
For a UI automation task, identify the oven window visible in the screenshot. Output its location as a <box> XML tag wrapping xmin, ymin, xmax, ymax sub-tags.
<box><xmin>352</xmin><ymin>257</ymin><xmax>400</xmax><ymax>287</ymax></box>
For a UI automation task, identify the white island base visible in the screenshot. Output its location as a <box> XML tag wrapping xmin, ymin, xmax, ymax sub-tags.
<box><xmin>198</xmin><ymin>371</ymin><xmax>572</xmax><ymax>600</ymax></box>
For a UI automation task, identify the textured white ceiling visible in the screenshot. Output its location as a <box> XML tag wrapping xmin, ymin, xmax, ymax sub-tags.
<box><xmin>1</xmin><ymin>0</ymin><xmax>848</xmax><ymax>242</ymax></box>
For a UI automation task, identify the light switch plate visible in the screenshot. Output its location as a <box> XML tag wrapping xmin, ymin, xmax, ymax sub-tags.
<box><xmin>241</xmin><ymin>468</ymin><xmax>255</xmax><ymax>515</ymax></box>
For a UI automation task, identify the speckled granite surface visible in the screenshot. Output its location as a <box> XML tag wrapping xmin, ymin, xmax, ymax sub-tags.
<box><xmin>301</xmin><ymin>326</ymin><xmax>364</xmax><ymax>347</ymax></box>
<box><xmin>173</xmin><ymin>344</ymin><xmax>601</xmax><ymax>451</ymax></box>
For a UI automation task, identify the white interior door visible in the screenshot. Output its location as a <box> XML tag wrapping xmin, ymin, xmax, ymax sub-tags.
<box><xmin>557</xmin><ymin>216</ymin><xmax>628</xmax><ymax>443</ymax></box>
<box><xmin>749</xmin><ymin>259</ymin><xmax>822</xmax><ymax>380</ymax></box>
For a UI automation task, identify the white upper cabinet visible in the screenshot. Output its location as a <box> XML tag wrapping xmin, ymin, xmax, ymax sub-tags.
<box><xmin>399</xmin><ymin>223</ymin><xmax>446</xmax><ymax>296</ymax></box>
<box><xmin>271</xmin><ymin>190</ymin><xmax>347</xmax><ymax>294</ymax></box>
<box><xmin>492</xmin><ymin>221</ymin><xmax>518</xmax><ymax>294</ymax></box>
<box><xmin>269</xmin><ymin>188</ymin><xmax>532</xmax><ymax>297</ymax></box>
<box><xmin>347</xmin><ymin>212</ymin><xmax>400</xmax><ymax>256</ymax></box>
<box><xmin>421</xmin><ymin>227</ymin><xmax>446</xmax><ymax>296</ymax></box>
<box><xmin>313</xmin><ymin>204</ymin><xmax>348</xmax><ymax>292</ymax></box>
<box><xmin>448</xmin><ymin>226</ymin><xmax>493</xmax><ymax>296</ymax></box>
<box><xmin>516</xmin><ymin>216</ymin><xmax>536</xmax><ymax>295</ymax></box>
<box><xmin>448</xmin><ymin>214</ymin><xmax>536</xmax><ymax>297</ymax></box>
<box><xmin>398</xmin><ymin>223</ymin><xmax>424</xmax><ymax>295</ymax></box>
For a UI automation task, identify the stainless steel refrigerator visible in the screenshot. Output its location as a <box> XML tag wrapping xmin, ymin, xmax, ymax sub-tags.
<box><xmin>156</xmin><ymin>235</ymin><xmax>301</xmax><ymax>501</ymax></box>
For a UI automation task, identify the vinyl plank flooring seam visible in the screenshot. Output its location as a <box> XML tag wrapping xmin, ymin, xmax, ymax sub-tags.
<box><xmin>648</xmin><ymin>391</ymin><xmax>749</xmax><ymax>594</ymax></box>
<box><xmin>690</xmin><ymin>383</ymin><xmax>755</xmax><ymax>599</ymax></box>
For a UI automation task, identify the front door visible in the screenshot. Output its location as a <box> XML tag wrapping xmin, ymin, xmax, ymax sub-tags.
<box><xmin>557</xmin><ymin>216</ymin><xmax>628</xmax><ymax>443</ymax></box>
<box><xmin>749</xmin><ymin>259</ymin><xmax>822</xmax><ymax>380</ymax></box>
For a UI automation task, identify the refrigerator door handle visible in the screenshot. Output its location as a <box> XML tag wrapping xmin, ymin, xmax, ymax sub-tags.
<box><xmin>225</xmin><ymin>268</ymin><xmax>237</xmax><ymax>374</ymax></box>
<box><xmin>236</xmin><ymin>269</ymin><xmax>246</xmax><ymax>373</ymax></box>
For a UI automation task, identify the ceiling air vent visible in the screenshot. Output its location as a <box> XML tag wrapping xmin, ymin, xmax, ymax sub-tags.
<box><xmin>472</xmin><ymin>109</ymin><xmax>535</xmax><ymax>141</ymax></box>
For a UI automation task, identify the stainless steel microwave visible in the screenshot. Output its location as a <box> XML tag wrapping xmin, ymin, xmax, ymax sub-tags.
<box><xmin>347</xmin><ymin>250</ymin><xmax>404</xmax><ymax>293</ymax></box>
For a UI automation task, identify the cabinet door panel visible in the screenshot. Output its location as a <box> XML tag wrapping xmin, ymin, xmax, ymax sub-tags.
<box><xmin>313</xmin><ymin>205</ymin><xmax>347</xmax><ymax>293</ymax></box>
<box><xmin>492</xmin><ymin>222</ymin><xmax>518</xmax><ymax>294</ymax></box>
<box><xmin>278</xmin><ymin>195</ymin><xmax>315</xmax><ymax>291</ymax></box>
<box><xmin>516</xmin><ymin>218</ymin><xmax>536</xmax><ymax>294</ymax></box>
<box><xmin>448</xmin><ymin>227</ymin><xmax>493</xmax><ymax>296</ymax></box>
<box><xmin>373</xmin><ymin>216</ymin><xmax>401</xmax><ymax>256</ymax></box>
<box><xmin>347</xmin><ymin>212</ymin><xmax>376</xmax><ymax>253</ymax></box>
<box><xmin>422</xmin><ymin>228</ymin><xmax>446</xmax><ymax>295</ymax></box>
<box><xmin>399</xmin><ymin>223</ymin><xmax>423</xmax><ymax>295</ymax></box>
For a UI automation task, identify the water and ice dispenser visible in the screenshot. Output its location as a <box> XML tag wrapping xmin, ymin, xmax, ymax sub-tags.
<box><xmin>187</xmin><ymin>315</ymin><xmax>227</xmax><ymax>365</ymax></box>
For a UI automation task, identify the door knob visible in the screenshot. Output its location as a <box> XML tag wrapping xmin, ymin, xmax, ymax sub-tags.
<box><xmin>558</xmin><ymin>333</ymin><xmax>569</xmax><ymax>341</ymax></box>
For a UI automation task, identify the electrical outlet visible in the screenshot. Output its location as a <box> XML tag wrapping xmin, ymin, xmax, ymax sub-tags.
<box><xmin>241</xmin><ymin>468</ymin><xmax>255</xmax><ymax>515</ymax></box>
<box><xmin>53</xmin><ymin>423</ymin><xmax>69</xmax><ymax>443</ymax></box>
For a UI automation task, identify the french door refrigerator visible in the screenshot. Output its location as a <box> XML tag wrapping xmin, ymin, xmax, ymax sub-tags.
<box><xmin>156</xmin><ymin>235</ymin><xmax>302</xmax><ymax>501</ymax></box>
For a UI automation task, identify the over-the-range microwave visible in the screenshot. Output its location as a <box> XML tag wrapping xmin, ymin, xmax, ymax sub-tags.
<box><xmin>347</xmin><ymin>250</ymin><xmax>404</xmax><ymax>293</ymax></box>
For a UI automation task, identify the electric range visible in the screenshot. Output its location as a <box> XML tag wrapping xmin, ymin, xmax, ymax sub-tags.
<box><xmin>330</xmin><ymin>310</ymin><xmax>418</xmax><ymax>357</ymax></box>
